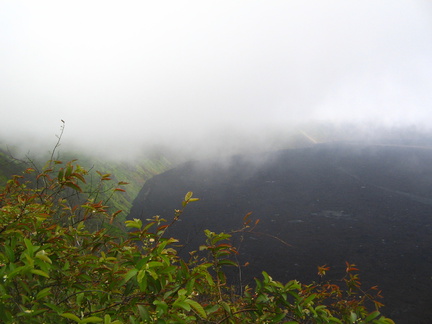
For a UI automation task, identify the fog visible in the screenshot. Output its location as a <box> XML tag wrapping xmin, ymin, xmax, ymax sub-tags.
<box><xmin>1</xmin><ymin>1</ymin><xmax>432</xmax><ymax>160</ymax></box>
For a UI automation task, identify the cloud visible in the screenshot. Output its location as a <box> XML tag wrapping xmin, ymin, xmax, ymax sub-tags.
<box><xmin>1</xmin><ymin>1</ymin><xmax>432</xmax><ymax>158</ymax></box>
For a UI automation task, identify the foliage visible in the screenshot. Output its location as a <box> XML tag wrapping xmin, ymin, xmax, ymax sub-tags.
<box><xmin>0</xmin><ymin>159</ymin><xmax>394</xmax><ymax>323</ymax></box>
<box><xmin>55</xmin><ymin>153</ymin><xmax>172</xmax><ymax>219</ymax></box>
<box><xmin>1</xmin><ymin>122</ymin><xmax>172</xmax><ymax>218</ymax></box>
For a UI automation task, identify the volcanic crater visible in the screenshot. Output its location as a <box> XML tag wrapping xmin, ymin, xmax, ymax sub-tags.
<box><xmin>129</xmin><ymin>143</ymin><xmax>432</xmax><ymax>323</ymax></box>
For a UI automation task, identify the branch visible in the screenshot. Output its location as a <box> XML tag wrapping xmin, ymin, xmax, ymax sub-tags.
<box><xmin>48</xmin><ymin>120</ymin><xmax>65</xmax><ymax>168</ymax></box>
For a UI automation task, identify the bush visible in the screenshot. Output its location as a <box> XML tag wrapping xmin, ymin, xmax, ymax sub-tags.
<box><xmin>0</xmin><ymin>159</ymin><xmax>394</xmax><ymax>323</ymax></box>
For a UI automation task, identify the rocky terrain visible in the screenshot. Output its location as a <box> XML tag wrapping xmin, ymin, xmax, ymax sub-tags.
<box><xmin>129</xmin><ymin>143</ymin><xmax>432</xmax><ymax>323</ymax></box>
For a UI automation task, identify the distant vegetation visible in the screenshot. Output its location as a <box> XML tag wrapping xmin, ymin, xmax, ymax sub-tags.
<box><xmin>0</xmin><ymin>144</ymin><xmax>172</xmax><ymax>222</ymax></box>
<box><xmin>0</xmin><ymin>152</ymin><xmax>395</xmax><ymax>323</ymax></box>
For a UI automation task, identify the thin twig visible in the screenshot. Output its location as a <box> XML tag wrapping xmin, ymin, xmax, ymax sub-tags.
<box><xmin>49</xmin><ymin>120</ymin><xmax>65</xmax><ymax>168</ymax></box>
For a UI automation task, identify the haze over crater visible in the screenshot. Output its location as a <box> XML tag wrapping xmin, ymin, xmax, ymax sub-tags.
<box><xmin>1</xmin><ymin>1</ymin><xmax>431</xmax><ymax>159</ymax></box>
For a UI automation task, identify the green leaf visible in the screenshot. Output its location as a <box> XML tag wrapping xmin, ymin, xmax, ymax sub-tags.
<box><xmin>270</xmin><ymin>313</ymin><xmax>286</xmax><ymax>323</ymax></box>
<box><xmin>184</xmin><ymin>191</ymin><xmax>193</xmax><ymax>201</ymax></box>
<box><xmin>35</xmin><ymin>287</ymin><xmax>51</xmax><ymax>300</ymax></box>
<box><xmin>285</xmin><ymin>279</ymin><xmax>301</xmax><ymax>290</ymax></box>
<box><xmin>219</xmin><ymin>301</ymin><xmax>231</xmax><ymax>315</ymax></box>
<box><xmin>218</xmin><ymin>259</ymin><xmax>238</xmax><ymax>267</ymax></box>
<box><xmin>365</xmin><ymin>311</ymin><xmax>380</xmax><ymax>321</ymax></box>
<box><xmin>31</xmin><ymin>269</ymin><xmax>50</xmax><ymax>278</ymax></box>
<box><xmin>58</xmin><ymin>168</ymin><xmax>64</xmax><ymax>182</ymax></box>
<box><xmin>185</xmin><ymin>299</ymin><xmax>207</xmax><ymax>319</ymax></box>
<box><xmin>303</xmin><ymin>293</ymin><xmax>317</xmax><ymax>305</ymax></box>
<box><xmin>205</xmin><ymin>304</ymin><xmax>220</xmax><ymax>315</ymax></box>
<box><xmin>137</xmin><ymin>305</ymin><xmax>150</xmax><ymax>321</ymax></box>
<box><xmin>137</xmin><ymin>269</ymin><xmax>146</xmax><ymax>284</ymax></box>
<box><xmin>36</xmin><ymin>250</ymin><xmax>52</xmax><ymax>264</ymax></box>
<box><xmin>173</xmin><ymin>300</ymin><xmax>191</xmax><ymax>312</ymax></box>
<box><xmin>8</xmin><ymin>265</ymin><xmax>28</xmax><ymax>279</ymax></box>
<box><xmin>256</xmin><ymin>294</ymin><xmax>269</xmax><ymax>303</ymax></box>
<box><xmin>153</xmin><ymin>300</ymin><xmax>168</xmax><ymax>316</ymax></box>
<box><xmin>125</xmin><ymin>219</ymin><xmax>142</xmax><ymax>229</ymax></box>
<box><xmin>147</xmin><ymin>261</ymin><xmax>164</xmax><ymax>268</ymax></box>
<box><xmin>24</xmin><ymin>238</ymin><xmax>34</xmax><ymax>254</ymax></box>
<box><xmin>44</xmin><ymin>303</ymin><xmax>62</xmax><ymax>313</ymax></box>
<box><xmin>76</xmin><ymin>292</ymin><xmax>84</xmax><ymax>307</ymax></box>
<box><xmin>62</xmin><ymin>260</ymin><xmax>70</xmax><ymax>270</ymax></box>
<box><xmin>65</xmin><ymin>165</ymin><xmax>73</xmax><ymax>179</ymax></box>
<box><xmin>262</xmin><ymin>271</ymin><xmax>272</xmax><ymax>283</ymax></box>
<box><xmin>4</xmin><ymin>245</ymin><xmax>15</xmax><ymax>261</ymax></box>
<box><xmin>121</xmin><ymin>268</ymin><xmax>138</xmax><ymax>285</ymax></box>
<box><xmin>81</xmin><ymin>316</ymin><xmax>103</xmax><ymax>323</ymax></box>
<box><xmin>203</xmin><ymin>271</ymin><xmax>215</xmax><ymax>286</ymax></box>
<box><xmin>61</xmin><ymin>313</ymin><xmax>81</xmax><ymax>322</ymax></box>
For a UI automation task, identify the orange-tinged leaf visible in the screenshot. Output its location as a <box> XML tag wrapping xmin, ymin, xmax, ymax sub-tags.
<box><xmin>243</xmin><ymin>212</ymin><xmax>252</xmax><ymax>221</ymax></box>
<box><xmin>64</xmin><ymin>181</ymin><xmax>82</xmax><ymax>192</ymax></box>
<box><xmin>157</xmin><ymin>225</ymin><xmax>169</xmax><ymax>231</ymax></box>
<box><xmin>72</xmin><ymin>173</ymin><xmax>86</xmax><ymax>183</ymax></box>
<box><xmin>373</xmin><ymin>300</ymin><xmax>385</xmax><ymax>308</ymax></box>
<box><xmin>345</xmin><ymin>262</ymin><xmax>359</xmax><ymax>272</ymax></box>
<box><xmin>112</xmin><ymin>210</ymin><xmax>122</xmax><ymax>217</ymax></box>
<box><xmin>216</xmin><ymin>243</ymin><xmax>232</xmax><ymax>248</ymax></box>
<box><xmin>318</xmin><ymin>264</ymin><xmax>330</xmax><ymax>277</ymax></box>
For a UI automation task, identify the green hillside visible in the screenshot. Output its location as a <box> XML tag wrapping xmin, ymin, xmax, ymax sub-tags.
<box><xmin>0</xmin><ymin>145</ymin><xmax>173</xmax><ymax>221</ymax></box>
<box><xmin>64</xmin><ymin>154</ymin><xmax>173</xmax><ymax>221</ymax></box>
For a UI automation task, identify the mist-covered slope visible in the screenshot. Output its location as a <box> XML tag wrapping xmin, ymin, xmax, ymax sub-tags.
<box><xmin>0</xmin><ymin>149</ymin><xmax>26</xmax><ymax>185</ymax></box>
<box><xmin>129</xmin><ymin>143</ymin><xmax>432</xmax><ymax>323</ymax></box>
<box><xmin>0</xmin><ymin>145</ymin><xmax>173</xmax><ymax>218</ymax></box>
<box><xmin>59</xmin><ymin>153</ymin><xmax>173</xmax><ymax>218</ymax></box>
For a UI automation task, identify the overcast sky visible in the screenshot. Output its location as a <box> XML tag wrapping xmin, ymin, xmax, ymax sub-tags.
<box><xmin>1</xmin><ymin>1</ymin><xmax>432</xmax><ymax>158</ymax></box>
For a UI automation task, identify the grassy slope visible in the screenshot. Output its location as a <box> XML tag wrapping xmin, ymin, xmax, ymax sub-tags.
<box><xmin>0</xmin><ymin>146</ymin><xmax>173</xmax><ymax>221</ymax></box>
<box><xmin>83</xmin><ymin>156</ymin><xmax>173</xmax><ymax>221</ymax></box>
<box><xmin>53</xmin><ymin>151</ymin><xmax>173</xmax><ymax>222</ymax></box>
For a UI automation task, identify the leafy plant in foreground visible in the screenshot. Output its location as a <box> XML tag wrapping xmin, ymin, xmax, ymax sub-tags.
<box><xmin>0</xmin><ymin>159</ymin><xmax>394</xmax><ymax>323</ymax></box>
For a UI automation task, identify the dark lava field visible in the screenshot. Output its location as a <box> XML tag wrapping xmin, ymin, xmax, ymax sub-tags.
<box><xmin>129</xmin><ymin>143</ymin><xmax>432</xmax><ymax>323</ymax></box>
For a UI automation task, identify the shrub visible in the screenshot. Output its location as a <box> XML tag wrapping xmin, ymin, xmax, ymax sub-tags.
<box><xmin>0</xmin><ymin>159</ymin><xmax>394</xmax><ymax>323</ymax></box>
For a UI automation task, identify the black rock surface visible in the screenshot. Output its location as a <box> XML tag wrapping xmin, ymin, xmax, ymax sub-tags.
<box><xmin>129</xmin><ymin>143</ymin><xmax>432</xmax><ymax>323</ymax></box>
